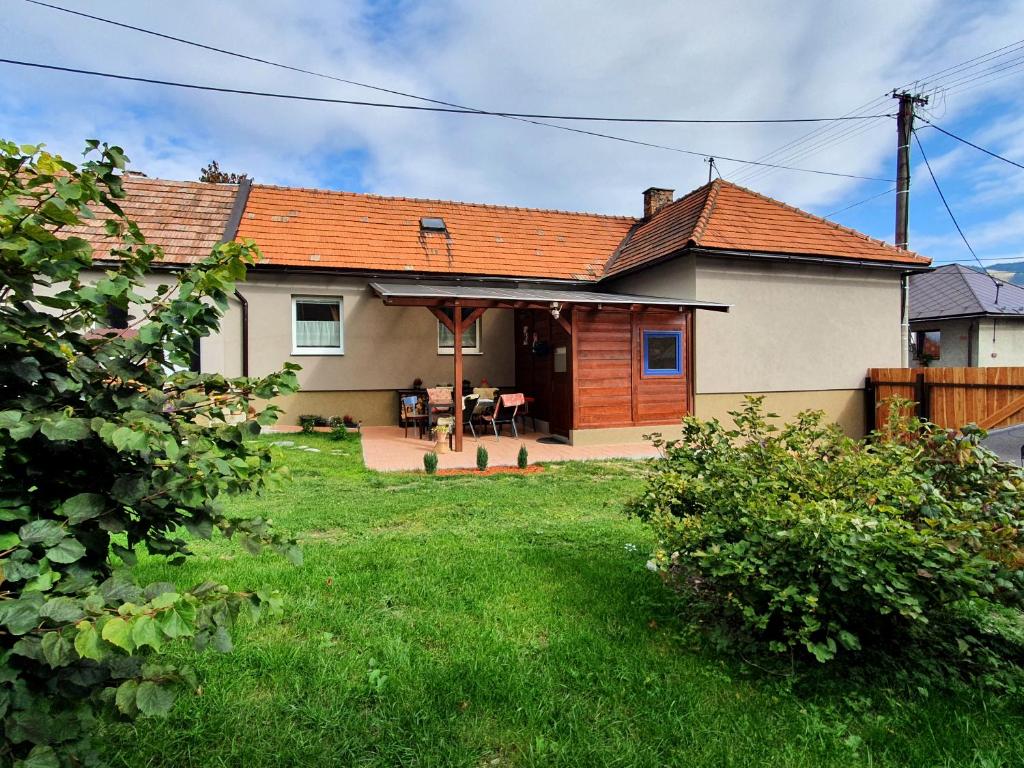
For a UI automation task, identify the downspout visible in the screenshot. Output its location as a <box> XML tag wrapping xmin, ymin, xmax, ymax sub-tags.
<box><xmin>218</xmin><ymin>177</ymin><xmax>253</xmax><ymax>377</ymax></box>
<box><xmin>234</xmin><ymin>289</ymin><xmax>250</xmax><ymax>377</ymax></box>
<box><xmin>900</xmin><ymin>272</ymin><xmax>910</xmax><ymax>367</ymax></box>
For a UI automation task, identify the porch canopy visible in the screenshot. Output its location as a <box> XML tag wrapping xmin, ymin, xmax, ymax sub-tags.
<box><xmin>369</xmin><ymin>281</ymin><xmax>730</xmax><ymax>313</ymax></box>
<box><xmin>369</xmin><ymin>280</ymin><xmax>730</xmax><ymax>451</ymax></box>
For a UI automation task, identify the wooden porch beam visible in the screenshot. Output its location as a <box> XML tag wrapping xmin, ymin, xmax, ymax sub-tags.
<box><xmin>462</xmin><ymin>307</ymin><xmax>487</xmax><ymax>327</ymax></box>
<box><xmin>553</xmin><ymin>304</ymin><xmax>572</xmax><ymax>335</ymax></box>
<box><xmin>429</xmin><ymin>307</ymin><xmax>455</xmax><ymax>333</ymax></box>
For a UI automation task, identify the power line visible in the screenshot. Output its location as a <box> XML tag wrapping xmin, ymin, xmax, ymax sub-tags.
<box><xmin>911</xmin><ymin>129</ymin><xmax>990</xmax><ymax>276</ymax></box>
<box><xmin>918</xmin><ymin>119</ymin><xmax>1024</xmax><ymax>171</ymax></box>
<box><xmin>822</xmin><ymin>186</ymin><xmax>896</xmax><ymax>218</ymax></box>
<box><xmin>733</xmin><ymin>38</ymin><xmax>1024</xmax><ymax>186</ymax></box>
<box><xmin>0</xmin><ymin>58</ymin><xmax>897</xmax><ymax>182</ymax></box>
<box><xmin>0</xmin><ymin>57</ymin><xmax>888</xmax><ymax>125</ymax></box>
<box><xmin>14</xmin><ymin>3</ymin><xmax>889</xmax><ymax>124</ymax></box>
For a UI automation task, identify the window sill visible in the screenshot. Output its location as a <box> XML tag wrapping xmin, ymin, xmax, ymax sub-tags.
<box><xmin>292</xmin><ymin>349</ymin><xmax>345</xmax><ymax>356</ymax></box>
<box><xmin>437</xmin><ymin>350</ymin><xmax>484</xmax><ymax>356</ymax></box>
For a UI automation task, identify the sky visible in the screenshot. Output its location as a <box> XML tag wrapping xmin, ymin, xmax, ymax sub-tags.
<box><xmin>1</xmin><ymin>0</ymin><xmax>1023</xmax><ymax>269</ymax></box>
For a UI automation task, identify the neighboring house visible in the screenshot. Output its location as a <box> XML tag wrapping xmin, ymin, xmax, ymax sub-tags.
<box><xmin>74</xmin><ymin>176</ymin><xmax>929</xmax><ymax>442</ymax></box>
<box><xmin>909</xmin><ymin>263</ymin><xmax>1024</xmax><ymax>367</ymax></box>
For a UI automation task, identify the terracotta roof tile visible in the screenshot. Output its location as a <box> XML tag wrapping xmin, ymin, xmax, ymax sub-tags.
<box><xmin>235</xmin><ymin>185</ymin><xmax>635</xmax><ymax>281</ymax></box>
<box><xmin>66</xmin><ymin>177</ymin><xmax>238</xmax><ymax>264</ymax></box>
<box><xmin>604</xmin><ymin>179</ymin><xmax>929</xmax><ymax>277</ymax></box>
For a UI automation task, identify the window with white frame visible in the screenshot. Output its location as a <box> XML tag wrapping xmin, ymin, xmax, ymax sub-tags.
<box><xmin>292</xmin><ymin>296</ymin><xmax>343</xmax><ymax>355</ymax></box>
<box><xmin>437</xmin><ymin>317</ymin><xmax>482</xmax><ymax>355</ymax></box>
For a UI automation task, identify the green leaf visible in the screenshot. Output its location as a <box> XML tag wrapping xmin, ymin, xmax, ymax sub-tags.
<box><xmin>211</xmin><ymin>626</ymin><xmax>233</xmax><ymax>653</ymax></box>
<box><xmin>45</xmin><ymin>537</ymin><xmax>86</xmax><ymax>564</ymax></box>
<box><xmin>138</xmin><ymin>323</ymin><xmax>162</xmax><ymax>344</ymax></box>
<box><xmin>40</xmin><ymin>631</ymin><xmax>72</xmax><ymax>668</ymax></box>
<box><xmin>131</xmin><ymin>615</ymin><xmax>163</xmax><ymax>652</ymax></box>
<box><xmin>101</xmin><ymin>616</ymin><xmax>134</xmax><ymax>652</ymax></box>
<box><xmin>58</xmin><ymin>492</ymin><xmax>106</xmax><ymax>524</ymax></box>
<box><xmin>0</xmin><ymin>598</ymin><xmax>41</xmax><ymax>635</ymax></box>
<box><xmin>40</xmin><ymin>416</ymin><xmax>90</xmax><ymax>441</ymax></box>
<box><xmin>157</xmin><ymin>602</ymin><xmax>195</xmax><ymax>640</ymax></box>
<box><xmin>38</xmin><ymin>597</ymin><xmax>84</xmax><ymax>624</ymax></box>
<box><xmin>136</xmin><ymin>680</ymin><xmax>176</xmax><ymax>716</ymax></box>
<box><xmin>114</xmin><ymin>679</ymin><xmax>139</xmax><ymax>715</ymax></box>
<box><xmin>17</xmin><ymin>745</ymin><xmax>60</xmax><ymax>768</ymax></box>
<box><xmin>0</xmin><ymin>531</ymin><xmax>20</xmax><ymax>550</ymax></box>
<box><xmin>74</xmin><ymin>621</ymin><xmax>104</xmax><ymax>661</ymax></box>
<box><xmin>18</xmin><ymin>519</ymin><xmax>64</xmax><ymax>547</ymax></box>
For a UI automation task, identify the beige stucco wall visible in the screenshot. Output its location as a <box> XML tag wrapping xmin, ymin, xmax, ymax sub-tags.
<box><xmin>232</xmin><ymin>273</ymin><xmax>514</xmax><ymax>392</ymax></box>
<box><xmin>611</xmin><ymin>255</ymin><xmax>903</xmax><ymax>393</ymax></box>
<box><xmin>976</xmin><ymin>318</ymin><xmax>1024</xmax><ymax>366</ymax></box>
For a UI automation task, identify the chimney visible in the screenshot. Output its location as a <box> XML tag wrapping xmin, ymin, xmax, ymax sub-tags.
<box><xmin>643</xmin><ymin>187</ymin><xmax>674</xmax><ymax>218</ymax></box>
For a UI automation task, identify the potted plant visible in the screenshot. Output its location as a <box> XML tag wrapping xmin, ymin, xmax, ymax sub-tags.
<box><xmin>433</xmin><ymin>418</ymin><xmax>453</xmax><ymax>453</ymax></box>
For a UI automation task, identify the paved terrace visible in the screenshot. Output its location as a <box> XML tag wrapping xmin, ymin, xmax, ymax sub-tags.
<box><xmin>359</xmin><ymin>426</ymin><xmax>660</xmax><ymax>472</ymax></box>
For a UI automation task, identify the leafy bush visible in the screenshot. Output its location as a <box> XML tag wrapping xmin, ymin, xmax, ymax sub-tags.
<box><xmin>476</xmin><ymin>446</ymin><xmax>489</xmax><ymax>471</ymax></box>
<box><xmin>299</xmin><ymin>415</ymin><xmax>318</xmax><ymax>434</ymax></box>
<box><xmin>517</xmin><ymin>444</ymin><xmax>529</xmax><ymax>469</ymax></box>
<box><xmin>628</xmin><ymin>397</ymin><xmax>1024</xmax><ymax>664</ymax></box>
<box><xmin>329</xmin><ymin>422</ymin><xmax>349</xmax><ymax>441</ymax></box>
<box><xmin>0</xmin><ymin>140</ymin><xmax>302</xmax><ymax>766</ymax></box>
<box><xmin>424</xmin><ymin>452</ymin><xmax>438</xmax><ymax>474</ymax></box>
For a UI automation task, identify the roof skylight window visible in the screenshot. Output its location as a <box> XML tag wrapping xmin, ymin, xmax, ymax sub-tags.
<box><xmin>420</xmin><ymin>217</ymin><xmax>447</xmax><ymax>232</ymax></box>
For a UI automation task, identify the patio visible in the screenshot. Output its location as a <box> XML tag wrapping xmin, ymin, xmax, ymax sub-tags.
<box><xmin>360</xmin><ymin>426</ymin><xmax>660</xmax><ymax>472</ymax></box>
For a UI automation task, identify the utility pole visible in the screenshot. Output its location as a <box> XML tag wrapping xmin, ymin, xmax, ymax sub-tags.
<box><xmin>892</xmin><ymin>90</ymin><xmax>928</xmax><ymax>367</ymax></box>
<box><xmin>893</xmin><ymin>90</ymin><xmax>928</xmax><ymax>250</ymax></box>
<box><xmin>706</xmin><ymin>157</ymin><xmax>715</xmax><ymax>184</ymax></box>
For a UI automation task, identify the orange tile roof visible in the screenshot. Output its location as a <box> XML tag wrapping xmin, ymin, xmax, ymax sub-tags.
<box><xmin>68</xmin><ymin>177</ymin><xmax>238</xmax><ymax>264</ymax></box>
<box><xmin>235</xmin><ymin>185</ymin><xmax>635</xmax><ymax>281</ymax></box>
<box><xmin>604</xmin><ymin>179</ymin><xmax>929</xmax><ymax>277</ymax></box>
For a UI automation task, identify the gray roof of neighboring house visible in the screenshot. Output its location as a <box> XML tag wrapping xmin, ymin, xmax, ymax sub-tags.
<box><xmin>909</xmin><ymin>263</ymin><xmax>1024</xmax><ymax>321</ymax></box>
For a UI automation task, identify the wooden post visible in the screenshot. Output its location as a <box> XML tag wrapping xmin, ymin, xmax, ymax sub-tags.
<box><xmin>453</xmin><ymin>301</ymin><xmax>464</xmax><ymax>453</ymax></box>
<box><xmin>914</xmin><ymin>372</ymin><xmax>927</xmax><ymax>421</ymax></box>
<box><xmin>863</xmin><ymin>375</ymin><xmax>875</xmax><ymax>435</ymax></box>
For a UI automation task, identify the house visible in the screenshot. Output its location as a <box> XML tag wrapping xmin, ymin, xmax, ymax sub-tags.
<box><xmin>74</xmin><ymin>176</ymin><xmax>929</xmax><ymax>447</ymax></box>
<box><xmin>909</xmin><ymin>263</ymin><xmax>1024</xmax><ymax>367</ymax></box>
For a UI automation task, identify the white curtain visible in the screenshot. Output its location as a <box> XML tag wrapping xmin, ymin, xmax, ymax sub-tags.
<box><xmin>296</xmin><ymin>320</ymin><xmax>340</xmax><ymax>348</ymax></box>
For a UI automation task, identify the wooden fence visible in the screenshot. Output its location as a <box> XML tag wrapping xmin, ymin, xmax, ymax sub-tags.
<box><xmin>866</xmin><ymin>367</ymin><xmax>1024</xmax><ymax>432</ymax></box>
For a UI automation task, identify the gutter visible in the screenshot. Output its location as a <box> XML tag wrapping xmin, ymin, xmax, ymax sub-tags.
<box><xmin>219</xmin><ymin>178</ymin><xmax>253</xmax><ymax>377</ymax></box>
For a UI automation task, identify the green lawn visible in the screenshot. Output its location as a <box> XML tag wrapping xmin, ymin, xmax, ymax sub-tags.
<box><xmin>107</xmin><ymin>434</ymin><xmax>1024</xmax><ymax>767</ymax></box>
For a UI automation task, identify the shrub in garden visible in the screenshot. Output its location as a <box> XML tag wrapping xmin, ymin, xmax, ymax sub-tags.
<box><xmin>0</xmin><ymin>140</ymin><xmax>302</xmax><ymax>766</ymax></box>
<box><xmin>517</xmin><ymin>444</ymin><xmax>529</xmax><ymax>469</ymax></box>
<box><xmin>424</xmin><ymin>452</ymin><xmax>439</xmax><ymax>474</ymax></box>
<box><xmin>476</xmin><ymin>445</ymin><xmax>489</xmax><ymax>471</ymax></box>
<box><xmin>628</xmin><ymin>396</ymin><xmax>1024</xmax><ymax>665</ymax></box>
<box><xmin>298</xmin><ymin>415</ymin><xmax>318</xmax><ymax>434</ymax></box>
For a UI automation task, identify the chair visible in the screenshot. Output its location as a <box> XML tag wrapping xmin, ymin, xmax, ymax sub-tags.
<box><xmin>462</xmin><ymin>393</ymin><xmax>480</xmax><ymax>439</ymax></box>
<box><xmin>483</xmin><ymin>393</ymin><xmax>525</xmax><ymax>439</ymax></box>
<box><xmin>426</xmin><ymin>387</ymin><xmax>453</xmax><ymax>431</ymax></box>
<box><xmin>399</xmin><ymin>395</ymin><xmax>427</xmax><ymax>439</ymax></box>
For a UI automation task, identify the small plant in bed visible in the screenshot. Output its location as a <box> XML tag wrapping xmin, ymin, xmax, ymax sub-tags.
<box><xmin>517</xmin><ymin>444</ymin><xmax>529</xmax><ymax>469</ymax></box>
<box><xmin>477</xmin><ymin>445</ymin><xmax>489</xmax><ymax>471</ymax></box>
<box><xmin>628</xmin><ymin>395</ymin><xmax>1024</xmax><ymax>680</ymax></box>
<box><xmin>423</xmin><ymin>451</ymin><xmax>439</xmax><ymax>474</ymax></box>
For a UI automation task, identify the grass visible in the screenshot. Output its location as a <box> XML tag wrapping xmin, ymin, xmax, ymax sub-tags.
<box><xmin>106</xmin><ymin>433</ymin><xmax>1024</xmax><ymax>767</ymax></box>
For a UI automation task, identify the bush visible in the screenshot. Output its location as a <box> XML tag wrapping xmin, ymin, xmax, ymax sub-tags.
<box><xmin>517</xmin><ymin>444</ymin><xmax>529</xmax><ymax>469</ymax></box>
<box><xmin>0</xmin><ymin>140</ymin><xmax>302</xmax><ymax>766</ymax></box>
<box><xmin>424</xmin><ymin>452</ymin><xmax>439</xmax><ymax>474</ymax></box>
<box><xmin>299</xmin><ymin>415</ymin><xmax>318</xmax><ymax>434</ymax></box>
<box><xmin>476</xmin><ymin>446</ymin><xmax>489</xmax><ymax>471</ymax></box>
<box><xmin>628</xmin><ymin>396</ymin><xmax>1024</xmax><ymax>664</ymax></box>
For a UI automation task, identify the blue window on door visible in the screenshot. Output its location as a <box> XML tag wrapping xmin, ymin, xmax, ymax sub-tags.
<box><xmin>642</xmin><ymin>330</ymin><xmax>683</xmax><ymax>376</ymax></box>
